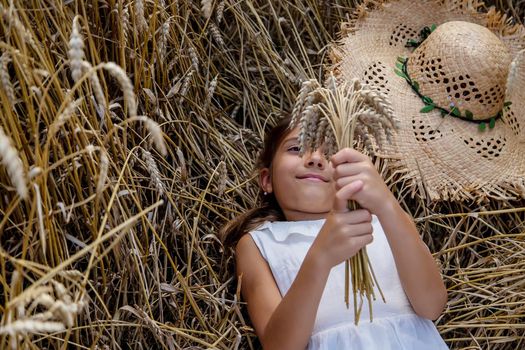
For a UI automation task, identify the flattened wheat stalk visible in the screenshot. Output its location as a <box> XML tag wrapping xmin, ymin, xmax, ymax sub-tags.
<box><xmin>290</xmin><ymin>74</ymin><xmax>397</xmax><ymax>324</ymax></box>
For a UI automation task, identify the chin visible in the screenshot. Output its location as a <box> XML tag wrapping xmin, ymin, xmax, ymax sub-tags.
<box><xmin>301</xmin><ymin>189</ymin><xmax>333</xmax><ymax>202</ymax></box>
<box><xmin>297</xmin><ymin>200</ymin><xmax>331</xmax><ymax>213</ymax></box>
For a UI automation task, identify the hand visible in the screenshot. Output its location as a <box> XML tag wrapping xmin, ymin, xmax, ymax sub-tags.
<box><xmin>307</xmin><ymin>180</ymin><xmax>374</xmax><ymax>271</ymax></box>
<box><xmin>330</xmin><ymin>148</ymin><xmax>396</xmax><ymax>216</ymax></box>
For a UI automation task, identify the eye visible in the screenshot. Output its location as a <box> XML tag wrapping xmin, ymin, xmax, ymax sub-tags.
<box><xmin>287</xmin><ymin>145</ymin><xmax>300</xmax><ymax>153</ymax></box>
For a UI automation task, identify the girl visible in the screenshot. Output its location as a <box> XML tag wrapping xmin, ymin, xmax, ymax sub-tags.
<box><xmin>222</xmin><ymin>116</ymin><xmax>448</xmax><ymax>349</ymax></box>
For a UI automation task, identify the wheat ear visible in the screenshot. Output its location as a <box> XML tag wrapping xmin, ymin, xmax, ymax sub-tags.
<box><xmin>0</xmin><ymin>52</ymin><xmax>16</xmax><ymax>105</ymax></box>
<box><xmin>68</xmin><ymin>16</ymin><xmax>84</xmax><ymax>83</ymax></box>
<box><xmin>201</xmin><ymin>0</ymin><xmax>213</xmax><ymax>19</ymax></box>
<box><xmin>102</xmin><ymin>62</ymin><xmax>137</xmax><ymax>118</ymax></box>
<box><xmin>0</xmin><ymin>126</ymin><xmax>27</xmax><ymax>199</ymax></box>
<box><xmin>142</xmin><ymin>149</ymin><xmax>166</xmax><ymax>196</ymax></box>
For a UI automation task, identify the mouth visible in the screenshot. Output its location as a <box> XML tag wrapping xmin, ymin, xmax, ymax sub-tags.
<box><xmin>296</xmin><ymin>174</ymin><xmax>329</xmax><ymax>182</ymax></box>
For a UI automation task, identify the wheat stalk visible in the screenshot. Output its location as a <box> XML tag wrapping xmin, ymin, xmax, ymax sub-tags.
<box><xmin>33</xmin><ymin>183</ymin><xmax>47</xmax><ymax>257</ymax></box>
<box><xmin>216</xmin><ymin>161</ymin><xmax>227</xmax><ymax>196</ymax></box>
<box><xmin>1</xmin><ymin>270</ymin><xmax>87</xmax><ymax>349</ymax></box>
<box><xmin>48</xmin><ymin>98</ymin><xmax>82</xmax><ymax>139</ymax></box>
<box><xmin>290</xmin><ymin>74</ymin><xmax>397</xmax><ymax>324</ymax></box>
<box><xmin>0</xmin><ymin>2</ymin><xmax>37</xmax><ymax>49</ymax></box>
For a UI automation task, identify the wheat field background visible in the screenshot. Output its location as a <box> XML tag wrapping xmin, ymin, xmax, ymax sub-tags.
<box><xmin>0</xmin><ymin>0</ymin><xmax>524</xmax><ymax>349</ymax></box>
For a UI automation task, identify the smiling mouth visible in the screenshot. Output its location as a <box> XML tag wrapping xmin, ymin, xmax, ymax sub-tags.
<box><xmin>296</xmin><ymin>174</ymin><xmax>329</xmax><ymax>182</ymax></box>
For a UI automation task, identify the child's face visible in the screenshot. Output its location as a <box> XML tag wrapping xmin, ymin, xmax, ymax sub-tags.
<box><xmin>260</xmin><ymin>126</ymin><xmax>335</xmax><ymax>221</ymax></box>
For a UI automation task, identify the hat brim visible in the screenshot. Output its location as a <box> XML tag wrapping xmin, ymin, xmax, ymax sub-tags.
<box><xmin>332</xmin><ymin>0</ymin><xmax>525</xmax><ymax>202</ymax></box>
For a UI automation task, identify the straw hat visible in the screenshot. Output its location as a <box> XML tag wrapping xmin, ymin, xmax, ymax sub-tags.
<box><xmin>330</xmin><ymin>0</ymin><xmax>525</xmax><ymax>202</ymax></box>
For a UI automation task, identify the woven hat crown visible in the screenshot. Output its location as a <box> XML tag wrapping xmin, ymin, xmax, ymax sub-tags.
<box><xmin>407</xmin><ymin>21</ymin><xmax>513</xmax><ymax>120</ymax></box>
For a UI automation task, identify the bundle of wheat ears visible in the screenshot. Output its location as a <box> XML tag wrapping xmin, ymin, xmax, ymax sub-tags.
<box><xmin>290</xmin><ymin>75</ymin><xmax>398</xmax><ymax>323</ymax></box>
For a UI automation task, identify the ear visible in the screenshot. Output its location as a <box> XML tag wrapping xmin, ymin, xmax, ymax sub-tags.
<box><xmin>259</xmin><ymin>167</ymin><xmax>273</xmax><ymax>194</ymax></box>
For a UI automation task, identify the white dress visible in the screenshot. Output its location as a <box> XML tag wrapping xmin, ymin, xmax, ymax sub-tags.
<box><xmin>249</xmin><ymin>216</ymin><xmax>449</xmax><ymax>350</ymax></box>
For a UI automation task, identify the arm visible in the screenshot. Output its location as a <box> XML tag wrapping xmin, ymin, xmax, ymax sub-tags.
<box><xmin>236</xmin><ymin>235</ymin><xmax>329</xmax><ymax>350</ymax></box>
<box><xmin>331</xmin><ymin>148</ymin><xmax>447</xmax><ymax>320</ymax></box>
<box><xmin>376</xmin><ymin>200</ymin><xmax>447</xmax><ymax>320</ymax></box>
<box><xmin>236</xmin><ymin>181</ymin><xmax>373</xmax><ymax>350</ymax></box>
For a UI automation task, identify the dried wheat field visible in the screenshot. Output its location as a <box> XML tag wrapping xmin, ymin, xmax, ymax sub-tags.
<box><xmin>0</xmin><ymin>0</ymin><xmax>524</xmax><ymax>349</ymax></box>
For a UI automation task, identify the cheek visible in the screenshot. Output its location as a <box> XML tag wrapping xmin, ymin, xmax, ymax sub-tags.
<box><xmin>272</xmin><ymin>173</ymin><xmax>296</xmax><ymax>195</ymax></box>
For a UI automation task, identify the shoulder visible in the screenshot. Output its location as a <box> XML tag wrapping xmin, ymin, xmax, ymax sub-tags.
<box><xmin>235</xmin><ymin>233</ymin><xmax>257</xmax><ymax>256</ymax></box>
<box><xmin>235</xmin><ymin>233</ymin><xmax>267</xmax><ymax>274</ymax></box>
<box><xmin>235</xmin><ymin>233</ymin><xmax>279</xmax><ymax>299</ymax></box>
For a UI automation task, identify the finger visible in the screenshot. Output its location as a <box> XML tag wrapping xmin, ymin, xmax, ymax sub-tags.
<box><xmin>346</xmin><ymin>234</ymin><xmax>374</xmax><ymax>255</ymax></box>
<box><xmin>334</xmin><ymin>210</ymin><xmax>372</xmax><ymax>226</ymax></box>
<box><xmin>346</xmin><ymin>222</ymin><xmax>374</xmax><ymax>236</ymax></box>
<box><xmin>330</xmin><ymin>148</ymin><xmax>368</xmax><ymax>167</ymax></box>
<box><xmin>333</xmin><ymin>180</ymin><xmax>364</xmax><ymax>213</ymax></box>
<box><xmin>333</xmin><ymin>162</ymin><xmax>369</xmax><ymax>180</ymax></box>
<box><xmin>335</xmin><ymin>174</ymin><xmax>365</xmax><ymax>190</ymax></box>
<box><xmin>343</xmin><ymin>209</ymin><xmax>372</xmax><ymax>224</ymax></box>
<box><xmin>338</xmin><ymin>179</ymin><xmax>365</xmax><ymax>202</ymax></box>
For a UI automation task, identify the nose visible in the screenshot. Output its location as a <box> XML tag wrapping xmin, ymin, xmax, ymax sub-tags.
<box><xmin>304</xmin><ymin>149</ymin><xmax>325</xmax><ymax>169</ymax></box>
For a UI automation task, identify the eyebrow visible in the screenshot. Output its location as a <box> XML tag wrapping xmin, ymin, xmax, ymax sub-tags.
<box><xmin>281</xmin><ymin>137</ymin><xmax>299</xmax><ymax>147</ymax></box>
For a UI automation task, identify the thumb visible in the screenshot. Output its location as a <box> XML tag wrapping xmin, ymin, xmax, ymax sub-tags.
<box><xmin>332</xmin><ymin>180</ymin><xmax>364</xmax><ymax>213</ymax></box>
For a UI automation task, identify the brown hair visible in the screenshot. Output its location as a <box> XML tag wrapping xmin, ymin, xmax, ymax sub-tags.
<box><xmin>221</xmin><ymin>115</ymin><xmax>293</xmax><ymax>248</ymax></box>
